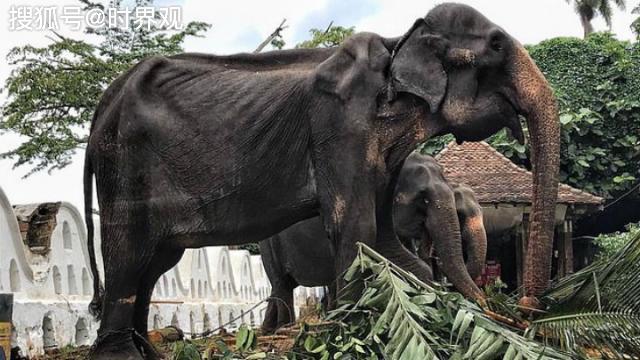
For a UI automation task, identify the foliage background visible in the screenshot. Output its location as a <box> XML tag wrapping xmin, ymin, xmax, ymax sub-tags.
<box><xmin>593</xmin><ymin>221</ymin><xmax>640</xmax><ymax>257</ymax></box>
<box><xmin>0</xmin><ymin>0</ymin><xmax>210</xmax><ymax>175</ymax></box>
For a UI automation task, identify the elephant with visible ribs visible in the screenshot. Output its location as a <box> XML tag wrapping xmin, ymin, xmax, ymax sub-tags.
<box><xmin>259</xmin><ymin>152</ymin><xmax>487</xmax><ymax>333</ymax></box>
<box><xmin>84</xmin><ymin>3</ymin><xmax>559</xmax><ymax>358</ymax></box>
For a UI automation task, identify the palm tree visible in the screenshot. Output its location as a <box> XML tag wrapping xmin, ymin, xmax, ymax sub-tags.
<box><xmin>565</xmin><ymin>0</ymin><xmax>626</xmax><ymax>38</ymax></box>
<box><xmin>632</xmin><ymin>2</ymin><xmax>640</xmax><ymax>38</ymax></box>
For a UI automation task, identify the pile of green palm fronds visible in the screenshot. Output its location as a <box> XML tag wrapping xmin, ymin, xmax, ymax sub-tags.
<box><xmin>292</xmin><ymin>231</ymin><xmax>640</xmax><ymax>359</ymax></box>
<box><xmin>168</xmin><ymin>231</ymin><xmax>640</xmax><ymax>359</ymax></box>
<box><xmin>533</xmin><ymin>229</ymin><xmax>640</xmax><ymax>359</ymax></box>
<box><xmin>291</xmin><ymin>243</ymin><xmax>571</xmax><ymax>360</ymax></box>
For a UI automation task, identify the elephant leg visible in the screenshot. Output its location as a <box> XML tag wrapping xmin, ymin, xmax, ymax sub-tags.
<box><xmin>261</xmin><ymin>293</ymin><xmax>279</xmax><ymax>334</ymax></box>
<box><xmin>376</xmin><ymin>238</ymin><xmax>434</xmax><ymax>283</ymax></box>
<box><xmin>262</xmin><ymin>275</ymin><xmax>296</xmax><ymax>333</ymax></box>
<box><xmin>326</xmin><ymin>283</ymin><xmax>337</xmax><ymax>311</ymax></box>
<box><xmin>90</xmin><ymin>224</ymin><xmax>152</xmax><ymax>360</ymax></box>
<box><xmin>275</xmin><ymin>285</ymin><xmax>295</xmax><ymax>329</ymax></box>
<box><xmin>132</xmin><ymin>246</ymin><xmax>185</xmax><ymax>360</ymax></box>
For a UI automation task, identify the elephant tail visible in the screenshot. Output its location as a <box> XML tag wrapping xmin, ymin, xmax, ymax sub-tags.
<box><xmin>84</xmin><ymin>151</ymin><xmax>104</xmax><ymax>320</ymax></box>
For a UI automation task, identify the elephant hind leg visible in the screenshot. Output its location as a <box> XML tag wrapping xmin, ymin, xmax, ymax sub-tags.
<box><xmin>132</xmin><ymin>246</ymin><xmax>185</xmax><ymax>360</ymax></box>
<box><xmin>89</xmin><ymin>223</ymin><xmax>155</xmax><ymax>360</ymax></box>
<box><xmin>261</xmin><ymin>295</ymin><xmax>278</xmax><ymax>334</ymax></box>
<box><xmin>261</xmin><ymin>276</ymin><xmax>296</xmax><ymax>334</ymax></box>
<box><xmin>276</xmin><ymin>279</ymin><xmax>297</xmax><ymax>328</ymax></box>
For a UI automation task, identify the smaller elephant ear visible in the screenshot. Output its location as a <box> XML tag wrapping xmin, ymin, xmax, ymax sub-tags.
<box><xmin>390</xmin><ymin>19</ymin><xmax>448</xmax><ymax>113</ymax></box>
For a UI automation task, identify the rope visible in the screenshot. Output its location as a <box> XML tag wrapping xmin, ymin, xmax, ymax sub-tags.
<box><xmin>603</xmin><ymin>182</ymin><xmax>640</xmax><ymax>210</ymax></box>
<box><xmin>184</xmin><ymin>296</ymin><xmax>294</xmax><ymax>339</ymax></box>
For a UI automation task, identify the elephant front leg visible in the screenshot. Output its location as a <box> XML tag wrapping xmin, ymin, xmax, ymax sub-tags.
<box><xmin>312</xmin><ymin>128</ymin><xmax>383</xmax><ymax>297</ymax></box>
<box><xmin>326</xmin><ymin>193</ymin><xmax>378</xmax><ymax>290</ymax></box>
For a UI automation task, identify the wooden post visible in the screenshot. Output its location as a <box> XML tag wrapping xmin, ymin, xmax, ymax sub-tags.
<box><xmin>556</xmin><ymin>214</ymin><xmax>574</xmax><ymax>279</ymax></box>
<box><xmin>0</xmin><ymin>294</ymin><xmax>13</xmax><ymax>360</ymax></box>
<box><xmin>563</xmin><ymin>218</ymin><xmax>574</xmax><ymax>275</ymax></box>
<box><xmin>555</xmin><ymin>224</ymin><xmax>565</xmax><ymax>278</ymax></box>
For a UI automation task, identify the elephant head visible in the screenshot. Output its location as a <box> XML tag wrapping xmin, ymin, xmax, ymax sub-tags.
<box><xmin>389</xmin><ymin>4</ymin><xmax>560</xmax><ymax>304</ymax></box>
<box><xmin>394</xmin><ymin>152</ymin><xmax>484</xmax><ymax>301</ymax></box>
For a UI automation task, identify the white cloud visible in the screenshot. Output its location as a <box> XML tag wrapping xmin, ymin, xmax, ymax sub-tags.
<box><xmin>0</xmin><ymin>0</ymin><xmax>637</xmax><ymax>211</ymax></box>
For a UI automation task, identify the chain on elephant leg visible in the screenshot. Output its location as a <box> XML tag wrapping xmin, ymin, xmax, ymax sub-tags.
<box><xmin>90</xmin><ymin>281</ymin><xmax>144</xmax><ymax>358</ymax></box>
<box><xmin>90</xmin><ymin>327</ymin><xmax>143</xmax><ymax>360</ymax></box>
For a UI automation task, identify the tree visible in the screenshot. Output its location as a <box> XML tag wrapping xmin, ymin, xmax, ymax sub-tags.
<box><xmin>0</xmin><ymin>0</ymin><xmax>210</xmax><ymax>175</ymax></box>
<box><xmin>632</xmin><ymin>2</ymin><xmax>640</xmax><ymax>38</ymax></box>
<box><xmin>564</xmin><ymin>0</ymin><xmax>626</xmax><ymax>38</ymax></box>
<box><xmin>296</xmin><ymin>23</ymin><xmax>355</xmax><ymax>49</ymax></box>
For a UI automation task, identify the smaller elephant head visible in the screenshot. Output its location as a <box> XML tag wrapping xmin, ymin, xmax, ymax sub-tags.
<box><xmin>394</xmin><ymin>152</ymin><xmax>486</xmax><ymax>301</ymax></box>
<box><xmin>412</xmin><ymin>183</ymin><xmax>487</xmax><ymax>282</ymax></box>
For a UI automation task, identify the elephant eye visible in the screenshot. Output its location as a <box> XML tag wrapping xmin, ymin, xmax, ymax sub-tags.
<box><xmin>488</xmin><ymin>30</ymin><xmax>505</xmax><ymax>52</ymax></box>
<box><xmin>490</xmin><ymin>37</ymin><xmax>503</xmax><ymax>52</ymax></box>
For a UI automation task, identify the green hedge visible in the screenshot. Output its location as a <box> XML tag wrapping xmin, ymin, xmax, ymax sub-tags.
<box><xmin>529</xmin><ymin>33</ymin><xmax>640</xmax><ymax>198</ymax></box>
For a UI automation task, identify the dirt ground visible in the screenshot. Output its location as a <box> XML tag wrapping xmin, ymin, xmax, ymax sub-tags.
<box><xmin>28</xmin><ymin>305</ymin><xmax>322</xmax><ymax>359</ymax></box>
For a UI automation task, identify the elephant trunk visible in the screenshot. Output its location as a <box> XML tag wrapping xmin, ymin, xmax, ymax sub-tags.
<box><xmin>376</xmin><ymin>238</ymin><xmax>434</xmax><ymax>283</ymax></box>
<box><xmin>461</xmin><ymin>214</ymin><xmax>487</xmax><ymax>280</ymax></box>
<box><xmin>510</xmin><ymin>45</ymin><xmax>560</xmax><ymax>307</ymax></box>
<box><xmin>426</xmin><ymin>197</ymin><xmax>485</xmax><ymax>303</ymax></box>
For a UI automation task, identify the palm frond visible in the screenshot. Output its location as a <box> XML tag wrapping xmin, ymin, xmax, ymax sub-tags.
<box><xmin>597</xmin><ymin>0</ymin><xmax>615</xmax><ymax>26</ymax></box>
<box><xmin>536</xmin><ymin>230</ymin><xmax>640</xmax><ymax>358</ymax></box>
<box><xmin>297</xmin><ymin>243</ymin><xmax>571</xmax><ymax>360</ymax></box>
<box><xmin>567</xmin><ymin>0</ymin><xmax>626</xmax><ymax>26</ymax></box>
<box><xmin>531</xmin><ymin>312</ymin><xmax>640</xmax><ymax>358</ymax></box>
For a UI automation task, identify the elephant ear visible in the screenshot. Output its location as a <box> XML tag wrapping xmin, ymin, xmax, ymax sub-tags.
<box><xmin>390</xmin><ymin>19</ymin><xmax>448</xmax><ymax>113</ymax></box>
<box><xmin>314</xmin><ymin>32</ymin><xmax>391</xmax><ymax>101</ymax></box>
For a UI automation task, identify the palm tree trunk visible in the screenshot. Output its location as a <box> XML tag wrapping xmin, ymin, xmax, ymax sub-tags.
<box><xmin>580</xmin><ymin>11</ymin><xmax>595</xmax><ymax>38</ymax></box>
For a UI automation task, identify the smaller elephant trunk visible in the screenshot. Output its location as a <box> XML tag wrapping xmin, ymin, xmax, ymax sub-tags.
<box><xmin>425</xmin><ymin>197</ymin><xmax>485</xmax><ymax>303</ymax></box>
<box><xmin>460</xmin><ymin>214</ymin><xmax>487</xmax><ymax>280</ymax></box>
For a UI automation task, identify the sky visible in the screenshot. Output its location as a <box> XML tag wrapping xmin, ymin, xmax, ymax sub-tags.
<box><xmin>0</xmin><ymin>0</ymin><xmax>637</xmax><ymax>212</ymax></box>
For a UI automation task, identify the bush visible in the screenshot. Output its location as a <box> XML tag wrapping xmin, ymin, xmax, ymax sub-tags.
<box><xmin>593</xmin><ymin>222</ymin><xmax>640</xmax><ymax>259</ymax></box>
<box><xmin>528</xmin><ymin>33</ymin><xmax>640</xmax><ymax>198</ymax></box>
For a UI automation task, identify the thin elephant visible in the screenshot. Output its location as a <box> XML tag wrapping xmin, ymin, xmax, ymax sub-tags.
<box><xmin>259</xmin><ymin>152</ymin><xmax>488</xmax><ymax>332</ymax></box>
<box><xmin>84</xmin><ymin>4</ymin><xmax>559</xmax><ymax>359</ymax></box>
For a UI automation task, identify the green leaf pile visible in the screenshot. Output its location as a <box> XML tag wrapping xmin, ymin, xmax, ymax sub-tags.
<box><xmin>292</xmin><ymin>243</ymin><xmax>571</xmax><ymax>360</ymax></box>
<box><xmin>533</xmin><ymin>229</ymin><xmax>640</xmax><ymax>358</ymax></box>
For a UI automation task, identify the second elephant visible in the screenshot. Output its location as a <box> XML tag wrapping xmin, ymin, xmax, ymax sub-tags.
<box><xmin>259</xmin><ymin>152</ymin><xmax>487</xmax><ymax>332</ymax></box>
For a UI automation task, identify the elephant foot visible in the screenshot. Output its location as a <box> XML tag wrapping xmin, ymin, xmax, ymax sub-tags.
<box><xmin>89</xmin><ymin>329</ymin><xmax>144</xmax><ymax>360</ymax></box>
<box><xmin>261</xmin><ymin>324</ymin><xmax>276</xmax><ymax>335</ymax></box>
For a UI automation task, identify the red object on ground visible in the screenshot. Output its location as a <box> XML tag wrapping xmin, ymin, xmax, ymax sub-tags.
<box><xmin>475</xmin><ymin>261</ymin><xmax>502</xmax><ymax>287</ymax></box>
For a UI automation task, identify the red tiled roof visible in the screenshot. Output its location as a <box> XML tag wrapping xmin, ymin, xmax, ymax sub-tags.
<box><xmin>435</xmin><ymin>141</ymin><xmax>604</xmax><ymax>206</ymax></box>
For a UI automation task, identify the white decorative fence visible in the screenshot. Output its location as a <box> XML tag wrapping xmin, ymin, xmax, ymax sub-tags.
<box><xmin>0</xmin><ymin>185</ymin><xmax>324</xmax><ymax>357</ymax></box>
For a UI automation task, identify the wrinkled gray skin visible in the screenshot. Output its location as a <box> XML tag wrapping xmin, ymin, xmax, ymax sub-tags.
<box><xmin>414</xmin><ymin>181</ymin><xmax>487</xmax><ymax>282</ymax></box>
<box><xmin>84</xmin><ymin>3</ymin><xmax>559</xmax><ymax>359</ymax></box>
<box><xmin>259</xmin><ymin>152</ymin><xmax>487</xmax><ymax>333</ymax></box>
